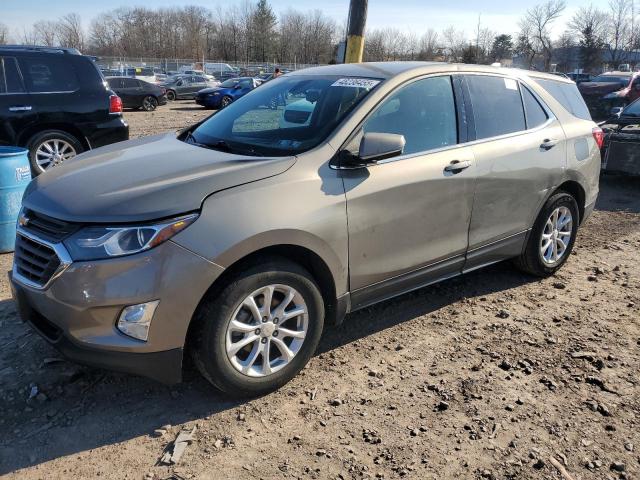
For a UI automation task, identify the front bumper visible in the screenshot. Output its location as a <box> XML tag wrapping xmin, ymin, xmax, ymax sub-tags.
<box><xmin>11</xmin><ymin>238</ymin><xmax>224</xmax><ymax>384</ymax></box>
<box><xmin>195</xmin><ymin>95</ymin><xmax>221</xmax><ymax>108</ymax></box>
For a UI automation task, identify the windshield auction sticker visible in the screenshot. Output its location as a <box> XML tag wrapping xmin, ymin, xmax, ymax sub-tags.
<box><xmin>332</xmin><ymin>78</ymin><xmax>381</xmax><ymax>89</ymax></box>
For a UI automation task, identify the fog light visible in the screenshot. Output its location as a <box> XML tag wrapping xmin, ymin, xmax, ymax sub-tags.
<box><xmin>117</xmin><ymin>300</ymin><xmax>159</xmax><ymax>341</ymax></box>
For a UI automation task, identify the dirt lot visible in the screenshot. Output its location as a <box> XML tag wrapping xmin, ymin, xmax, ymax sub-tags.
<box><xmin>1</xmin><ymin>102</ymin><xmax>639</xmax><ymax>480</ymax></box>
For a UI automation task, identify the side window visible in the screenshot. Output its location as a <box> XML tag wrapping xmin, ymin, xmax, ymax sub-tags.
<box><xmin>0</xmin><ymin>57</ymin><xmax>25</xmax><ymax>94</ymax></box>
<box><xmin>20</xmin><ymin>56</ymin><xmax>79</xmax><ymax>93</ymax></box>
<box><xmin>122</xmin><ymin>78</ymin><xmax>138</xmax><ymax>88</ymax></box>
<box><xmin>466</xmin><ymin>75</ymin><xmax>525</xmax><ymax>139</ymax></box>
<box><xmin>521</xmin><ymin>86</ymin><xmax>549</xmax><ymax>129</ymax></box>
<box><xmin>363</xmin><ymin>76</ymin><xmax>458</xmax><ymax>155</ymax></box>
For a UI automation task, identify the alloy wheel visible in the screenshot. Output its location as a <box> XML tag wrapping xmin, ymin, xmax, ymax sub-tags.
<box><xmin>35</xmin><ymin>139</ymin><xmax>77</xmax><ymax>172</ymax></box>
<box><xmin>540</xmin><ymin>206</ymin><xmax>573</xmax><ymax>265</ymax></box>
<box><xmin>225</xmin><ymin>284</ymin><xmax>308</xmax><ymax>377</ymax></box>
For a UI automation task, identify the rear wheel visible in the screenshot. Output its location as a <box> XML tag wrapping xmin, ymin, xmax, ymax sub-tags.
<box><xmin>27</xmin><ymin>130</ymin><xmax>83</xmax><ymax>175</ymax></box>
<box><xmin>191</xmin><ymin>259</ymin><xmax>325</xmax><ymax>397</ymax></box>
<box><xmin>514</xmin><ymin>192</ymin><xmax>579</xmax><ymax>277</ymax></box>
<box><xmin>166</xmin><ymin>90</ymin><xmax>176</xmax><ymax>101</ymax></box>
<box><xmin>141</xmin><ymin>95</ymin><xmax>158</xmax><ymax>111</ymax></box>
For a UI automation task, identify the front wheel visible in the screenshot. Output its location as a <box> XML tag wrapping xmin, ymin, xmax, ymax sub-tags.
<box><xmin>191</xmin><ymin>259</ymin><xmax>325</xmax><ymax>397</ymax></box>
<box><xmin>166</xmin><ymin>90</ymin><xmax>176</xmax><ymax>101</ymax></box>
<box><xmin>514</xmin><ymin>192</ymin><xmax>579</xmax><ymax>277</ymax></box>
<box><xmin>221</xmin><ymin>96</ymin><xmax>233</xmax><ymax>108</ymax></box>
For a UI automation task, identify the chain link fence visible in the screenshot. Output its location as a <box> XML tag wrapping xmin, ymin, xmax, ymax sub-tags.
<box><xmin>95</xmin><ymin>56</ymin><xmax>324</xmax><ymax>77</ymax></box>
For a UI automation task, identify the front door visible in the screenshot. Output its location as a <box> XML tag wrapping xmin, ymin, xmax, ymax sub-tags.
<box><xmin>0</xmin><ymin>56</ymin><xmax>36</xmax><ymax>147</ymax></box>
<box><xmin>342</xmin><ymin>75</ymin><xmax>476</xmax><ymax>308</ymax></box>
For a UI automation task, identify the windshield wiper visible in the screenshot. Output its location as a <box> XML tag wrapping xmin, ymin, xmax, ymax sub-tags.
<box><xmin>184</xmin><ymin>132</ymin><xmax>264</xmax><ymax>157</ymax></box>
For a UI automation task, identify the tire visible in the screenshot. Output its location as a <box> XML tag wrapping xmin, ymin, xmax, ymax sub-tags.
<box><xmin>141</xmin><ymin>95</ymin><xmax>158</xmax><ymax>111</ymax></box>
<box><xmin>166</xmin><ymin>90</ymin><xmax>176</xmax><ymax>101</ymax></box>
<box><xmin>191</xmin><ymin>258</ymin><xmax>325</xmax><ymax>397</ymax></box>
<box><xmin>27</xmin><ymin>130</ymin><xmax>83</xmax><ymax>175</ymax></box>
<box><xmin>514</xmin><ymin>192</ymin><xmax>579</xmax><ymax>277</ymax></box>
<box><xmin>221</xmin><ymin>96</ymin><xmax>233</xmax><ymax>108</ymax></box>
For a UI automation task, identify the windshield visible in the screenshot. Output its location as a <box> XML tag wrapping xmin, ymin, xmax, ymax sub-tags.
<box><xmin>188</xmin><ymin>75</ymin><xmax>381</xmax><ymax>156</ymax></box>
<box><xmin>622</xmin><ymin>99</ymin><xmax>640</xmax><ymax>117</ymax></box>
<box><xmin>592</xmin><ymin>75</ymin><xmax>631</xmax><ymax>85</ymax></box>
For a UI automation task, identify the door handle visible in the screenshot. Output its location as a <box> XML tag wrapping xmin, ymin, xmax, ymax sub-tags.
<box><xmin>8</xmin><ymin>106</ymin><xmax>32</xmax><ymax>112</ymax></box>
<box><xmin>540</xmin><ymin>138</ymin><xmax>559</xmax><ymax>150</ymax></box>
<box><xmin>444</xmin><ymin>160</ymin><xmax>471</xmax><ymax>173</ymax></box>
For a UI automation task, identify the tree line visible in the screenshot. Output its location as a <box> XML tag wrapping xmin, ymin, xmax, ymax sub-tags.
<box><xmin>0</xmin><ymin>0</ymin><xmax>638</xmax><ymax>72</ymax></box>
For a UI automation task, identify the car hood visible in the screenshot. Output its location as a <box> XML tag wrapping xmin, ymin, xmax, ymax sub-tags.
<box><xmin>23</xmin><ymin>133</ymin><xmax>296</xmax><ymax>223</ymax></box>
<box><xmin>578</xmin><ymin>81</ymin><xmax>627</xmax><ymax>96</ymax></box>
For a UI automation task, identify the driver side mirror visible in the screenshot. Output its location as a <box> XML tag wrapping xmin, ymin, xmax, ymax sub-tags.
<box><xmin>610</xmin><ymin>106</ymin><xmax>624</xmax><ymax>117</ymax></box>
<box><xmin>358</xmin><ymin>132</ymin><xmax>406</xmax><ymax>163</ymax></box>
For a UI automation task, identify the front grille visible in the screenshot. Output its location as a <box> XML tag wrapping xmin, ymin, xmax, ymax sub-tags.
<box><xmin>21</xmin><ymin>208</ymin><xmax>78</xmax><ymax>242</ymax></box>
<box><xmin>14</xmin><ymin>234</ymin><xmax>61</xmax><ymax>287</ymax></box>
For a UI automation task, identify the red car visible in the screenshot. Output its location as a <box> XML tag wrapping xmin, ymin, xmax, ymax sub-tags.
<box><xmin>578</xmin><ymin>71</ymin><xmax>640</xmax><ymax>119</ymax></box>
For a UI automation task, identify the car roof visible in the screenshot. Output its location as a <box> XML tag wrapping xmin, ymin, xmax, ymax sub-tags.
<box><xmin>0</xmin><ymin>45</ymin><xmax>81</xmax><ymax>55</ymax></box>
<box><xmin>288</xmin><ymin>62</ymin><xmax>576</xmax><ymax>86</ymax></box>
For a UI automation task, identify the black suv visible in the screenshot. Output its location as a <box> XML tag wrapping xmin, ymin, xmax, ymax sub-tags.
<box><xmin>0</xmin><ymin>46</ymin><xmax>129</xmax><ymax>174</ymax></box>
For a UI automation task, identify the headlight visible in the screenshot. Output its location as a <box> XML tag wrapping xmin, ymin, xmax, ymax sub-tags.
<box><xmin>63</xmin><ymin>213</ymin><xmax>198</xmax><ymax>261</ymax></box>
<box><xmin>212</xmin><ymin>92</ymin><xmax>220</xmax><ymax>96</ymax></box>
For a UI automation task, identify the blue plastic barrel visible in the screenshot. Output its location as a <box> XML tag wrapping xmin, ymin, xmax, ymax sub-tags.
<box><xmin>0</xmin><ymin>147</ymin><xmax>31</xmax><ymax>253</ymax></box>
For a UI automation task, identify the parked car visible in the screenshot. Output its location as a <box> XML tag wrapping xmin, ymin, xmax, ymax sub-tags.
<box><xmin>11</xmin><ymin>63</ymin><xmax>600</xmax><ymax>397</ymax></box>
<box><xmin>161</xmin><ymin>75</ymin><xmax>217</xmax><ymax>100</ymax></box>
<box><xmin>599</xmin><ymin>98</ymin><xmax>640</xmax><ymax>175</ymax></box>
<box><xmin>566</xmin><ymin>72</ymin><xmax>593</xmax><ymax>84</ymax></box>
<box><xmin>195</xmin><ymin>77</ymin><xmax>261</xmax><ymax>108</ymax></box>
<box><xmin>578</xmin><ymin>71</ymin><xmax>640</xmax><ymax>119</ymax></box>
<box><xmin>106</xmin><ymin>77</ymin><xmax>167</xmax><ymax>111</ymax></box>
<box><xmin>204</xmin><ymin>62</ymin><xmax>239</xmax><ymax>80</ymax></box>
<box><xmin>178</xmin><ymin>69</ymin><xmax>216</xmax><ymax>82</ymax></box>
<box><xmin>121</xmin><ymin>66</ymin><xmax>157</xmax><ymax>84</ymax></box>
<box><xmin>0</xmin><ymin>45</ymin><xmax>128</xmax><ymax>175</ymax></box>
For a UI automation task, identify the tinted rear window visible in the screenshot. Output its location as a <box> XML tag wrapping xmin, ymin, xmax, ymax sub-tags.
<box><xmin>20</xmin><ymin>56</ymin><xmax>79</xmax><ymax>92</ymax></box>
<box><xmin>536</xmin><ymin>79</ymin><xmax>591</xmax><ymax>120</ymax></box>
<box><xmin>0</xmin><ymin>57</ymin><xmax>25</xmax><ymax>93</ymax></box>
<box><xmin>467</xmin><ymin>75</ymin><xmax>526</xmax><ymax>139</ymax></box>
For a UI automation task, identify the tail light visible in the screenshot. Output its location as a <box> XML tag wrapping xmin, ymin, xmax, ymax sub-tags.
<box><xmin>109</xmin><ymin>95</ymin><xmax>123</xmax><ymax>114</ymax></box>
<box><xmin>592</xmin><ymin>126</ymin><xmax>605</xmax><ymax>149</ymax></box>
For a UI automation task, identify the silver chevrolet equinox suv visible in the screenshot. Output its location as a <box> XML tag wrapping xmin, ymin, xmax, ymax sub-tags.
<box><xmin>11</xmin><ymin>63</ymin><xmax>601</xmax><ymax>397</ymax></box>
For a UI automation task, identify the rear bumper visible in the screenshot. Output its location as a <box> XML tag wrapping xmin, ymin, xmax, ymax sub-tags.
<box><xmin>85</xmin><ymin>116</ymin><xmax>129</xmax><ymax>149</ymax></box>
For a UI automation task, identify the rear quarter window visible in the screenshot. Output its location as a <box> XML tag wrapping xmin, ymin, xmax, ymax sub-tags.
<box><xmin>535</xmin><ymin>78</ymin><xmax>592</xmax><ymax>121</ymax></box>
<box><xmin>20</xmin><ymin>56</ymin><xmax>79</xmax><ymax>93</ymax></box>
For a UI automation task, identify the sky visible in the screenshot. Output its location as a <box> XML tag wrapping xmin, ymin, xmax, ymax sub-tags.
<box><xmin>1</xmin><ymin>0</ymin><xmax>618</xmax><ymax>40</ymax></box>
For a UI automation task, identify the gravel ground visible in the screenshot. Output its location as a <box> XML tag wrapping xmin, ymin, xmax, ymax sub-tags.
<box><xmin>0</xmin><ymin>102</ymin><xmax>639</xmax><ymax>480</ymax></box>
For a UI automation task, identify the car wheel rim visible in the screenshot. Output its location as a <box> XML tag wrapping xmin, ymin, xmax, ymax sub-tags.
<box><xmin>222</xmin><ymin>97</ymin><xmax>231</xmax><ymax>107</ymax></box>
<box><xmin>226</xmin><ymin>284</ymin><xmax>308</xmax><ymax>378</ymax></box>
<box><xmin>143</xmin><ymin>97</ymin><xmax>156</xmax><ymax>110</ymax></box>
<box><xmin>540</xmin><ymin>206</ymin><xmax>573</xmax><ymax>265</ymax></box>
<box><xmin>35</xmin><ymin>139</ymin><xmax>77</xmax><ymax>172</ymax></box>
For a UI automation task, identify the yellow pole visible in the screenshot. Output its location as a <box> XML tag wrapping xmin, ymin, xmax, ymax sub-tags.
<box><xmin>344</xmin><ymin>0</ymin><xmax>368</xmax><ymax>63</ymax></box>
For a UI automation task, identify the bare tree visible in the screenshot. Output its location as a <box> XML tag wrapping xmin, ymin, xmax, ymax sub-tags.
<box><xmin>521</xmin><ymin>0</ymin><xmax>567</xmax><ymax>70</ymax></box>
<box><xmin>605</xmin><ymin>0</ymin><xmax>634</xmax><ymax>66</ymax></box>
<box><xmin>418</xmin><ymin>29</ymin><xmax>439</xmax><ymax>60</ymax></box>
<box><xmin>442</xmin><ymin>26</ymin><xmax>466</xmax><ymax>62</ymax></box>
<box><xmin>0</xmin><ymin>22</ymin><xmax>9</xmax><ymax>45</ymax></box>
<box><xmin>57</xmin><ymin>13</ymin><xmax>85</xmax><ymax>51</ymax></box>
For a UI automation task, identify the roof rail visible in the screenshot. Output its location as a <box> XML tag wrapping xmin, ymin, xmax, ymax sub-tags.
<box><xmin>0</xmin><ymin>45</ymin><xmax>81</xmax><ymax>55</ymax></box>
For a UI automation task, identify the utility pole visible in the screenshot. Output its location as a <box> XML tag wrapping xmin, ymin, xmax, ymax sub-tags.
<box><xmin>345</xmin><ymin>0</ymin><xmax>368</xmax><ymax>63</ymax></box>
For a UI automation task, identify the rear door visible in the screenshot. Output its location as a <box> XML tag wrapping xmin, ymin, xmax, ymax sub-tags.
<box><xmin>121</xmin><ymin>78</ymin><xmax>142</xmax><ymax>107</ymax></box>
<box><xmin>0</xmin><ymin>56</ymin><xmax>36</xmax><ymax>147</ymax></box>
<box><xmin>16</xmin><ymin>55</ymin><xmax>83</xmax><ymax>138</ymax></box>
<box><xmin>463</xmin><ymin>74</ymin><xmax>566</xmax><ymax>270</ymax></box>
